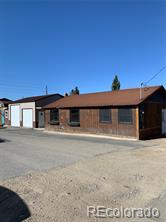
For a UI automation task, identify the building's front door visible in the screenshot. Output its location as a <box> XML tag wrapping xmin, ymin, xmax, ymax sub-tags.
<box><xmin>38</xmin><ymin>111</ymin><xmax>45</xmax><ymax>128</ymax></box>
<box><xmin>162</xmin><ymin>109</ymin><xmax>166</xmax><ymax>135</ymax></box>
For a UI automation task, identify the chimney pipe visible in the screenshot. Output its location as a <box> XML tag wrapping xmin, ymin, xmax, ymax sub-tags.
<box><xmin>140</xmin><ymin>82</ymin><xmax>144</xmax><ymax>100</ymax></box>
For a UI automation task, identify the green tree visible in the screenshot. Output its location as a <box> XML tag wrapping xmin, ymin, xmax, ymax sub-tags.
<box><xmin>70</xmin><ymin>86</ymin><xmax>80</xmax><ymax>95</ymax></box>
<box><xmin>111</xmin><ymin>75</ymin><xmax>120</xmax><ymax>91</ymax></box>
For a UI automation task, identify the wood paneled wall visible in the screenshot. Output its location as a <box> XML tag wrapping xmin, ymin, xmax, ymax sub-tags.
<box><xmin>45</xmin><ymin>107</ymin><xmax>138</xmax><ymax>138</ymax></box>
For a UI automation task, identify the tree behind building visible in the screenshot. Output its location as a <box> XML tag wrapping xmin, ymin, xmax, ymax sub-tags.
<box><xmin>70</xmin><ymin>86</ymin><xmax>80</xmax><ymax>95</ymax></box>
<box><xmin>111</xmin><ymin>75</ymin><xmax>120</xmax><ymax>91</ymax></box>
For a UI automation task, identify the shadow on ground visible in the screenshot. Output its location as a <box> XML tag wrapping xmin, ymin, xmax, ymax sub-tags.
<box><xmin>0</xmin><ymin>186</ymin><xmax>30</xmax><ymax>222</ymax></box>
<box><xmin>0</xmin><ymin>138</ymin><xmax>10</xmax><ymax>143</ymax></box>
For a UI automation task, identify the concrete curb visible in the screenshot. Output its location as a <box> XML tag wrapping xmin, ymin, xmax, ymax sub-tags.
<box><xmin>44</xmin><ymin>130</ymin><xmax>138</xmax><ymax>141</ymax></box>
<box><xmin>34</xmin><ymin>128</ymin><xmax>45</xmax><ymax>131</ymax></box>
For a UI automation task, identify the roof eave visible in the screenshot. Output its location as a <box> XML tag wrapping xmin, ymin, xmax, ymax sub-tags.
<box><xmin>45</xmin><ymin>103</ymin><xmax>138</xmax><ymax>109</ymax></box>
<box><xmin>136</xmin><ymin>85</ymin><xmax>164</xmax><ymax>105</ymax></box>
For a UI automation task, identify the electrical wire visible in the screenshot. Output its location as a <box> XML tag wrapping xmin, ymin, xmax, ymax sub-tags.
<box><xmin>144</xmin><ymin>64</ymin><xmax>166</xmax><ymax>85</ymax></box>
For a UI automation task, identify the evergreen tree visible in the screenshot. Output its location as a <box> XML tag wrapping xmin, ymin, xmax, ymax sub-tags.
<box><xmin>70</xmin><ymin>86</ymin><xmax>80</xmax><ymax>95</ymax></box>
<box><xmin>111</xmin><ymin>75</ymin><xmax>120</xmax><ymax>91</ymax></box>
<box><xmin>70</xmin><ymin>89</ymin><xmax>74</xmax><ymax>95</ymax></box>
<box><xmin>74</xmin><ymin>86</ymin><xmax>79</xmax><ymax>95</ymax></box>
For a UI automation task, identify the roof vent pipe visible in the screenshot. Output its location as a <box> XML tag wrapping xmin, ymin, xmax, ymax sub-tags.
<box><xmin>140</xmin><ymin>82</ymin><xmax>144</xmax><ymax>100</ymax></box>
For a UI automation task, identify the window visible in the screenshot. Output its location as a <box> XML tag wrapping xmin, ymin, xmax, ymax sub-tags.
<box><xmin>50</xmin><ymin>109</ymin><xmax>59</xmax><ymax>124</ymax></box>
<box><xmin>5</xmin><ymin>110</ymin><xmax>8</xmax><ymax>119</ymax></box>
<box><xmin>69</xmin><ymin>109</ymin><xmax>80</xmax><ymax>126</ymax></box>
<box><xmin>118</xmin><ymin>108</ymin><xmax>133</xmax><ymax>124</ymax></box>
<box><xmin>99</xmin><ymin>108</ymin><xmax>112</xmax><ymax>123</ymax></box>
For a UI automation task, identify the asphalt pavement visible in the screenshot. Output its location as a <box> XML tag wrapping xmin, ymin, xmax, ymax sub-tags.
<box><xmin>0</xmin><ymin>128</ymin><xmax>148</xmax><ymax>180</ymax></box>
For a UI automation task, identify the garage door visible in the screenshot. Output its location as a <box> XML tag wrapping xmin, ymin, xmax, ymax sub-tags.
<box><xmin>23</xmin><ymin>109</ymin><xmax>33</xmax><ymax>128</ymax></box>
<box><xmin>11</xmin><ymin>105</ymin><xmax>20</xmax><ymax>127</ymax></box>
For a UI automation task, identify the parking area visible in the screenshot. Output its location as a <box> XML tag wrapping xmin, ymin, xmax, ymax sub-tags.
<box><xmin>0</xmin><ymin>128</ymin><xmax>149</xmax><ymax>180</ymax></box>
<box><xmin>0</xmin><ymin>128</ymin><xmax>166</xmax><ymax>221</ymax></box>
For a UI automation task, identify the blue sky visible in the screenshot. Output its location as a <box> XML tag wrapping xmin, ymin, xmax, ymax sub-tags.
<box><xmin>0</xmin><ymin>0</ymin><xmax>166</xmax><ymax>100</ymax></box>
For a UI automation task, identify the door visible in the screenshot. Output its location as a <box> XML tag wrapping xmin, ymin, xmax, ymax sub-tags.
<box><xmin>11</xmin><ymin>105</ymin><xmax>20</xmax><ymax>127</ymax></box>
<box><xmin>38</xmin><ymin>111</ymin><xmax>45</xmax><ymax>128</ymax></box>
<box><xmin>162</xmin><ymin>109</ymin><xmax>166</xmax><ymax>135</ymax></box>
<box><xmin>23</xmin><ymin>109</ymin><xmax>33</xmax><ymax>128</ymax></box>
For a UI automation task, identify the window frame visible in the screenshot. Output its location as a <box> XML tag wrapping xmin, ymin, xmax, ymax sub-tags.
<box><xmin>69</xmin><ymin>109</ymin><xmax>80</xmax><ymax>126</ymax></box>
<box><xmin>50</xmin><ymin>109</ymin><xmax>59</xmax><ymax>125</ymax></box>
<box><xmin>99</xmin><ymin>108</ymin><xmax>112</xmax><ymax>123</ymax></box>
<box><xmin>118</xmin><ymin>108</ymin><xmax>133</xmax><ymax>124</ymax></box>
<box><xmin>5</xmin><ymin>110</ymin><xmax>8</xmax><ymax>119</ymax></box>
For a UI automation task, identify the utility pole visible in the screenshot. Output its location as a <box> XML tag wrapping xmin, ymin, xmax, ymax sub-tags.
<box><xmin>45</xmin><ymin>85</ymin><xmax>48</xmax><ymax>95</ymax></box>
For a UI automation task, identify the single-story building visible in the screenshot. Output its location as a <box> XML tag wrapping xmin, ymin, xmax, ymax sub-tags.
<box><xmin>44</xmin><ymin>85</ymin><xmax>166</xmax><ymax>140</ymax></box>
<box><xmin>8</xmin><ymin>94</ymin><xmax>63</xmax><ymax>128</ymax></box>
<box><xmin>0</xmin><ymin>98</ymin><xmax>12</xmax><ymax>127</ymax></box>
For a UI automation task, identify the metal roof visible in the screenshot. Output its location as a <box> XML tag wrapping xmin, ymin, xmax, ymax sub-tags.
<box><xmin>45</xmin><ymin>86</ymin><xmax>164</xmax><ymax>109</ymax></box>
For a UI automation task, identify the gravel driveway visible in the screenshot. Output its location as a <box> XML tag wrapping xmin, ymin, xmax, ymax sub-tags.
<box><xmin>0</xmin><ymin>128</ymin><xmax>147</xmax><ymax>180</ymax></box>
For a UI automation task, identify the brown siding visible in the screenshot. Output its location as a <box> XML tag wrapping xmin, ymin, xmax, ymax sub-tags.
<box><xmin>45</xmin><ymin>107</ymin><xmax>138</xmax><ymax>138</ymax></box>
<box><xmin>5</xmin><ymin>117</ymin><xmax>8</xmax><ymax>125</ymax></box>
<box><xmin>139</xmin><ymin>103</ymin><xmax>166</xmax><ymax>140</ymax></box>
<box><xmin>7</xmin><ymin>120</ymin><xmax>11</xmax><ymax>126</ymax></box>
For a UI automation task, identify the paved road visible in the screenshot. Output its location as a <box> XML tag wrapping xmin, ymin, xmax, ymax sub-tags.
<box><xmin>0</xmin><ymin>128</ymin><xmax>149</xmax><ymax>180</ymax></box>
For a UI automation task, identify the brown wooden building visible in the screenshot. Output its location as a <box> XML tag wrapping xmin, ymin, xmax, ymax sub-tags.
<box><xmin>44</xmin><ymin>86</ymin><xmax>166</xmax><ymax>140</ymax></box>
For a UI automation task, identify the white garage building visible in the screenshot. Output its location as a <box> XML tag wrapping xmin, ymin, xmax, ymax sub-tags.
<box><xmin>10</xmin><ymin>102</ymin><xmax>35</xmax><ymax>128</ymax></box>
<box><xmin>8</xmin><ymin>94</ymin><xmax>63</xmax><ymax>128</ymax></box>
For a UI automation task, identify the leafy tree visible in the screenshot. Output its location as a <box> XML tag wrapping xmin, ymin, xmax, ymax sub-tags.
<box><xmin>111</xmin><ymin>75</ymin><xmax>120</xmax><ymax>91</ymax></box>
<box><xmin>70</xmin><ymin>86</ymin><xmax>80</xmax><ymax>95</ymax></box>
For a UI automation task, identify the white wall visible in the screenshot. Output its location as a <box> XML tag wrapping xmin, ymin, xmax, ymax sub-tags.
<box><xmin>8</xmin><ymin>102</ymin><xmax>36</xmax><ymax>122</ymax></box>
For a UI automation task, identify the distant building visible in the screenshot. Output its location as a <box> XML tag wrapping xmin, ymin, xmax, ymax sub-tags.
<box><xmin>0</xmin><ymin>98</ymin><xmax>12</xmax><ymax>127</ymax></box>
<box><xmin>8</xmin><ymin>94</ymin><xmax>63</xmax><ymax>128</ymax></box>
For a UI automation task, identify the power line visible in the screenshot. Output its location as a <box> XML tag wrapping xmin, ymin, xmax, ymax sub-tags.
<box><xmin>0</xmin><ymin>85</ymin><xmax>37</xmax><ymax>90</ymax></box>
<box><xmin>0</xmin><ymin>84</ymin><xmax>51</xmax><ymax>99</ymax></box>
<box><xmin>0</xmin><ymin>82</ymin><xmax>43</xmax><ymax>90</ymax></box>
<box><xmin>144</xmin><ymin>64</ymin><xmax>166</xmax><ymax>85</ymax></box>
<box><xmin>0</xmin><ymin>82</ymin><xmax>51</xmax><ymax>92</ymax></box>
<box><xmin>0</xmin><ymin>76</ymin><xmax>49</xmax><ymax>90</ymax></box>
